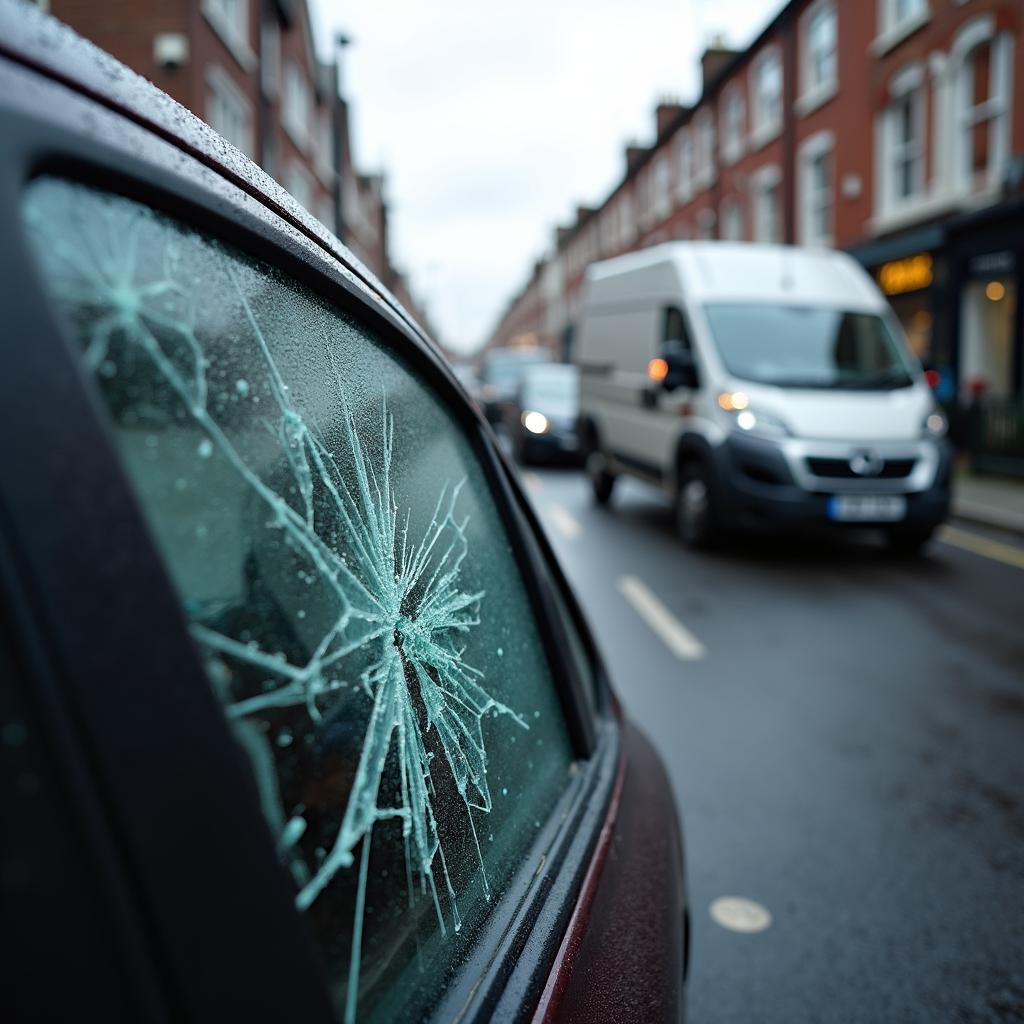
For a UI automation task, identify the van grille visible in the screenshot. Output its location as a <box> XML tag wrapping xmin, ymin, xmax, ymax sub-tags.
<box><xmin>806</xmin><ymin>457</ymin><xmax>916</xmax><ymax>480</ymax></box>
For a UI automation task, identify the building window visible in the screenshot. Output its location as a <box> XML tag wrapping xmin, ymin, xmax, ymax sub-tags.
<box><xmin>721</xmin><ymin>86</ymin><xmax>745</xmax><ymax>165</ymax></box>
<box><xmin>951</xmin><ymin>19</ymin><xmax>1013</xmax><ymax>196</ymax></box>
<box><xmin>283</xmin><ymin>61</ymin><xmax>312</xmax><ymax>151</ymax></box>
<box><xmin>285</xmin><ymin>160</ymin><xmax>315</xmax><ymax>214</ymax></box>
<box><xmin>260</xmin><ymin>17</ymin><xmax>280</xmax><ymax>100</ymax></box>
<box><xmin>800</xmin><ymin>0</ymin><xmax>837</xmax><ymax>109</ymax></box>
<box><xmin>205</xmin><ymin>64</ymin><xmax>254</xmax><ymax>158</ymax></box>
<box><xmin>652</xmin><ymin>152</ymin><xmax>672</xmax><ymax>219</ymax></box>
<box><xmin>202</xmin><ymin>0</ymin><xmax>255</xmax><ymax>71</ymax></box>
<box><xmin>880</xmin><ymin>65</ymin><xmax>925</xmax><ymax>211</ymax></box>
<box><xmin>693</xmin><ymin>110</ymin><xmax>716</xmax><ymax>189</ymax></box>
<box><xmin>880</xmin><ymin>0</ymin><xmax>928</xmax><ymax>37</ymax></box>
<box><xmin>675</xmin><ymin>131</ymin><xmax>695</xmax><ymax>202</ymax></box>
<box><xmin>750</xmin><ymin>49</ymin><xmax>783</xmax><ymax>146</ymax></box>
<box><xmin>752</xmin><ymin>165</ymin><xmax>782</xmax><ymax>243</ymax></box>
<box><xmin>799</xmin><ymin>132</ymin><xmax>834</xmax><ymax>246</ymax></box>
<box><xmin>315</xmin><ymin>110</ymin><xmax>334</xmax><ymax>184</ymax></box>
<box><xmin>721</xmin><ymin>197</ymin><xmax>745</xmax><ymax>241</ymax></box>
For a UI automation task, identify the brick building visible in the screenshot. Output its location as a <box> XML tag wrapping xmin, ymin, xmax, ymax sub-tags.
<box><xmin>43</xmin><ymin>0</ymin><xmax>435</xmax><ymax>336</ymax></box>
<box><xmin>488</xmin><ymin>0</ymin><xmax>1024</xmax><ymax>412</ymax></box>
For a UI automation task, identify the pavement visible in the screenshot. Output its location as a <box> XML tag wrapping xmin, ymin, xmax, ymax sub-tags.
<box><xmin>518</xmin><ymin>463</ymin><xmax>1024</xmax><ymax>1024</ymax></box>
<box><xmin>954</xmin><ymin>470</ymin><xmax>1024</xmax><ymax>536</ymax></box>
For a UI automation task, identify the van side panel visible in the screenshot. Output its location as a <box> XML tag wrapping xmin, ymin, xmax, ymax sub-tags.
<box><xmin>577</xmin><ymin>257</ymin><xmax>686</xmax><ymax>477</ymax></box>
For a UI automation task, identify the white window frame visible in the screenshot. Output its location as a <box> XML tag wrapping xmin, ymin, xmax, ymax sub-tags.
<box><xmin>751</xmin><ymin>164</ymin><xmax>783</xmax><ymax>243</ymax></box>
<box><xmin>797</xmin><ymin>0</ymin><xmax>838</xmax><ymax>117</ymax></box>
<box><xmin>720</xmin><ymin>85</ymin><xmax>746</xmax><ymax>165</ymax></box>
<box><xmin>877</xmin><ymin>63</ymin><xmax>926</xmax><ymax>216</ymax></box>
<box><xmin>798</xmin><ymin>130</ymin><xmax>834</xmax><ymax>246</ymax></box>
<box><xmin>315</xmin><ymin>109</ymin><xmax>335</xmax><ymax>185</ymax></box>
<box><xmin>282</xmin><ymin>60</ymin><xmax>312</xmax><ymax>152</ymax></box>
<box><xmin>675</xmin><ymin>130</ymin><xmax>695</xmax><ymax>203</ymax></box>
<box><xmin>872</xmin><ymin>0</ymin><xmax>930</xmax><ymax>57</ymax></box>
<box><xmin>205</xmin><ymin>63</ymin><xmax>254</xmax><ymax>158</ymax></box>
<box><xmin>749</xmin><ymin>48</ymin><xmax>783</xmax><ymax>149</ymax></box>
<box><xmin>260</xmin><ymin>17</ymin><xmax>280</xmax><ymax>100</ymax></box>
<box><xmin>652</xmin><ymin>151</ymin><xmax>672</xmax><ymax>219</ymax></box>
<box><xmin>693</xmin><ymin>109</ymin><xmax>716</xmax><ymax>190</ymax></box>
<box><xmin>949</xmin><ymin>15</ymin><xmax>1014</xmax><ymax>197</ymax></box>
<box><xmin>201</xmin><ymin>0</ymin><xmax>255</xmax><ymax>72</ymax></box>
<box><xmin>720</xmin><ymin>197</ymin><xmax>745</xmax><ymax>241</ymax></box>
<box><xmin>285</xmin><ymin>160</ymin><xmax>315</xmax><ymax>214</ymax></box>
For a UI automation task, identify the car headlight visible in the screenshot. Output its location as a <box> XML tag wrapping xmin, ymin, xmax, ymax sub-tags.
<box><xmin>522</xmin><ymin>410</ymin><xmax>549</xmax><ymax>434</ymax></box>
<box><xmin>922</xmin><ymin>410</ymin><xmax>947</xmax><ymax>438</ymax></box>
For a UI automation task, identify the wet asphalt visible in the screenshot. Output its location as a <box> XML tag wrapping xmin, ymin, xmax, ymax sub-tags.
<box><xmin>521</xmin><ymin>465</ymin><xmax>1024</xmax><ymax>1024</ymax></box>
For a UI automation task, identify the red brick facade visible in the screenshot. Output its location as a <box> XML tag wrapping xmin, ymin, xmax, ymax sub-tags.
<box><xmin>44</xmin><ymin>0</ymin><xmax>434</xmax><ymax>337</ymax></box>
<box><xmin>488</xmin><ymin>0</ymin><xmax>1024</xmax><ymax>405</ymax></box>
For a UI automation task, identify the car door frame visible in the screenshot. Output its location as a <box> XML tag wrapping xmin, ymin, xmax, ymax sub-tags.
<box><xmin>0</xmin><ymin>19</ymin><xmax>624</xmax><ymax>1024</ymax></box>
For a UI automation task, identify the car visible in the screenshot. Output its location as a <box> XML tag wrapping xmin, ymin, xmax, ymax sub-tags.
<box><xmin>506</xmin><ymin>363</ymin><xmax>582</xmax><ymax>466</ymax></box>
<box><xmin>479</xmin><ymin>345</ymin><xmax>552</xmax><ymax>425</ymax></box>
<box><xmin>575</xmin><ymin>242</ymin><xmax>953</xmax><ymax>552</ymax></box>
<box><xmin>0</xmin><ymin>5</ymin><xmax>688</xmax><ymax>1023</ymax></box>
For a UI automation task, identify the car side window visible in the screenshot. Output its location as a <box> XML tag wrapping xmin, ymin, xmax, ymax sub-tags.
<box><xmin>23</xmin><ymin>178</ymin><xmax>575</xmax><ymax>1024</ymax></box>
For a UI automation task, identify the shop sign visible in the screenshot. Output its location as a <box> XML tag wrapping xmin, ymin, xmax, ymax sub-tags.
<box><xmin>877</xmin><ymin>253</ymin><xmax>933</xmax><ymax>296</ymax></box>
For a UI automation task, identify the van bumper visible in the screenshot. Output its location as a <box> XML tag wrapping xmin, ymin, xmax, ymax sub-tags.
<box><xmin>710</xmin><ymin>434</ymin><xmax>953</xmax><ymax>531</ymax></box>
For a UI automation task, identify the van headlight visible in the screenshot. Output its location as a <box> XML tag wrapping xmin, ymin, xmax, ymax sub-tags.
<box><xmin>922</xmin><ymin>410</ymin><xmax>947</xmax><ymax>438</ymax></box>
<box><xmin>722</xmin><ymin>403</ymin><xmax>791</xmax><ymax>438</ymax></box>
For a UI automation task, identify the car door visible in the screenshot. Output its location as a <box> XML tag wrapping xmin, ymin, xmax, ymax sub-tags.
<box><xmin>0</xmin><ymin>30</ymin><xmax>622</xmax><ymax>1024</ymax></box>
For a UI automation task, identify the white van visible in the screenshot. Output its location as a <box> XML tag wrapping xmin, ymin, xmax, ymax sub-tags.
<box><xmin>575</xmin><ymin>242</ymin><xmax>952</xmax><ymax>551</ymax></box>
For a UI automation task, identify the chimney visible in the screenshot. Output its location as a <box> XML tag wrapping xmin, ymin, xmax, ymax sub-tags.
<box><xmin>701</xmin><ymin>35</ymin><xmax>739</xmax><ymax>90</ymax></box>
<box><xmin>625</xmin><ymin>143</ymin><xmax>648</xmax><ymax>174</ymax></box>
<box><xmin>556</xmin><ymin>226</ymin><xmax>573</xmax><ymax>247</ymax></box>
<box><xmin>655</xmin><ymin>97</ymin><xmax>685</xmax><ymax>140</ymax></box>
<box><xmin>575</xmin><ymin>205</ymin><xmax>595</xmax><ymax>226</ymax></box>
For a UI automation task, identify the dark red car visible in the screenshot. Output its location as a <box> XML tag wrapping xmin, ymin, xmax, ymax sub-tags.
<box><xmin>0</xmin><ymin>5</ymin><xmax>688</xmax><ymax>1021</ymax></box>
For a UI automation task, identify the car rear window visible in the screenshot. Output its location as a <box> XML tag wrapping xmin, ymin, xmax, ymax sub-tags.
<box><xmin>23</xmin><ymin>177</ymin><xmax>574</xmax><ymax>1023</ymax></box>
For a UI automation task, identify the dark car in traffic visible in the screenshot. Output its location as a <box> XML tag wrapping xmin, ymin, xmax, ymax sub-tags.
<box><xmin>507</xmin><ymin>363</ymin><xmax>582</xmax><ymax>465</ymax></box>
<box><xmin>0</xmin><ymin>6</ymin><xmax>688</xmax><ymax>1023</ymax></box>
<box><xmin>479</xmin><ymin>345</ymin><xmax>552</xmax><ymax>425</ymax></box>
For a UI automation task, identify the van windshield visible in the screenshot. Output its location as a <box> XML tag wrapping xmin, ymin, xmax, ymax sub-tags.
<box><xmin>702</xmin><ymin>304</ymin><xmax>915</xmax><ymax>389</ymax></box>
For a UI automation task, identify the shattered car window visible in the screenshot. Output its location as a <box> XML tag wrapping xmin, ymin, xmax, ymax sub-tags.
<box><xmin>23</xmin><ymin>178</ymin><xmax>573</xmax><ymax>1023</ymax></box>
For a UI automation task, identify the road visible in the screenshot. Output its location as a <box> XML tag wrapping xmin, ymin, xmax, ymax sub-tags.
<box><xmin>522</xmin><ymin>466</ymin><xmax>1024</xmax><ymax>1024</ymax></box>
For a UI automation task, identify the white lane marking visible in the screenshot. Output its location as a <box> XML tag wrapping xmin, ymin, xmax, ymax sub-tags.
<box><xmin>709</xmin><ymin>896</ymin><xmax>773</xmax><ymax>933</ymax></box>
<box><xmin>938</xmin><ymin>525</ymin><xmax>1024</xmax><ymax>571</ymax></box>
<box><xmin>616</xmin><ymin>574</ymin><xmax>706</xmax><ymax>660</ymax></box>
<box><xmin>549</xmin><ymin>503</ymin><xmax>582</xmax><ymax>540</ymax></box>
<box><xmin>523</xmin><ymin>471</ymin><xmax>542</xmax><ymax>493</ymax></box>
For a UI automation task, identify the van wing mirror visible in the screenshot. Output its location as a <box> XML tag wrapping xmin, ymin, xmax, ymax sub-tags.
<box><xmin>648</xmin><ymin>340</ymin><xmax>698</xmax><ymax>391</ymax></box>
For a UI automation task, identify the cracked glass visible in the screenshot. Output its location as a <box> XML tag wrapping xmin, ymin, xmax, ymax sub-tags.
<box><xmin>23</xmin><ymin>178</ymin><xmax>574</xmax><ymax>1023</ymax></box>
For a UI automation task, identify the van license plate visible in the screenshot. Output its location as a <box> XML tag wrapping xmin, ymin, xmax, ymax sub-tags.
<box><xmin>828</xmin><ymin>495</ymin><xmax>906</xmax><ymax>522</ymax></box>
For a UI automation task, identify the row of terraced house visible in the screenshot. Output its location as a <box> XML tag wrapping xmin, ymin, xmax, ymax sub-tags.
<box><xmin>43</xmin><ymin>0</ymin><xmax>435</xmax><ymax>336</ymax></box>
<box><xmin>488</xmin><ymin>0</ymin><xmax>1024</xmax><ymax>467</ymax></box>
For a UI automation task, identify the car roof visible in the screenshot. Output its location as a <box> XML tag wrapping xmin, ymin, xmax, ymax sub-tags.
<box><xmin>585</xmin><ymin>241</ymin><xmax>885</xmax><ymax>312</ymax></box>
<box><xmin>0</xmin><ymin>0</ymin><xmax>432</xmax><ymax>349</ymax></box>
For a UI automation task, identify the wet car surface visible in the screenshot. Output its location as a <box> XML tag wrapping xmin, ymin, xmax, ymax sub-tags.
<box><xmin>0</xmin><ymin>5</ymin><xmax>688</xmax><ymax>1023</ymax></box>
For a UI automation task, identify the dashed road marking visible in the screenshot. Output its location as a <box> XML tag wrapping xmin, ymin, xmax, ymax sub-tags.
<box><xmin>710</xmin><ymin>896</ymin><xmax>773</xmax><ymax>933</ymax></box>
<box><xmin>938</xmin><ymin>525</ymin><xmax>1024</xmax><ymax>571</ymax></box>
<box><xmin>523</xmin><ymin>471</ymin><xmax>542</xmax><ymax>493</ymax></box>
<box><xmin>549</xmin><ymin>503</ymin><xmax>582</xmax><ymax>539</ymax></box>
<box><xmin>617</xmin><ymin>574</ymin><xmax>706</xmax><ymax>660</ymax></box>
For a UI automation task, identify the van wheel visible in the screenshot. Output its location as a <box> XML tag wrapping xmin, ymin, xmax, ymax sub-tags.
<box><xmin>586</xmin><ymin>450</ymin><xmax>616</xmax><ymax>505</ymax></box>
<box><xmin>886</xmin><ymin>524</ymin><xmax>935</xmax><ymax>555</ymax></box>
<box><xmin>675</xmin><ymin>462</ymin><xmax>718</xmax><ymax>548</ymax></box>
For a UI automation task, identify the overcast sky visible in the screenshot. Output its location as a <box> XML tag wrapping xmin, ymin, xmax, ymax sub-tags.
<box><xmin>310</xmin><ymin>0</ymin><xmax>787</xmax><ymax>355</ymax></box>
